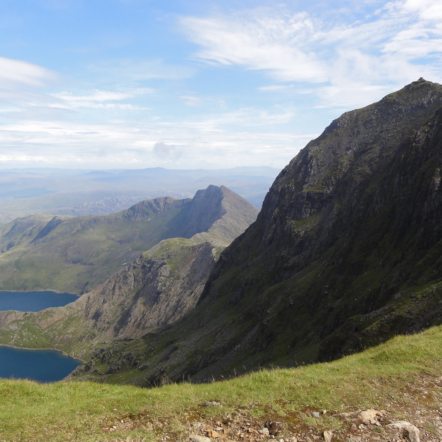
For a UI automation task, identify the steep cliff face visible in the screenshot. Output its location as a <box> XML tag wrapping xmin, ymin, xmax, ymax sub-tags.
<box><xmin>80</xmin><ymin>237</ymin><xmax>224</xmax><ymax>341</ymax></box>
<box><xmin>94</xmin><ymin>79</ymin><xmax>442</xmax><ymax>385</ymax></box>
<box><xmin>0</xmin><ymin>186</ymin><xmax>258</xmax><ymax>359</ymax></box>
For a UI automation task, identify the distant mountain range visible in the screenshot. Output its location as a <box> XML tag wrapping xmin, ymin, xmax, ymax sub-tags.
<box><xmin>0</xmin><ymin>166</ymin><xmax>279</xmax><ymax>224</ymax></box>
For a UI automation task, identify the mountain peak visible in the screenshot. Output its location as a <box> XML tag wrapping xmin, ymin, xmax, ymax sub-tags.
<box><xmin>169</xmin><ymin>185</ymin><xmax>259</xmax><ymax>242</ymax></box>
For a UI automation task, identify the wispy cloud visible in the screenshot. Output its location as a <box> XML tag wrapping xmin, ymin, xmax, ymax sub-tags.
<box><xmin>50</xmin><ymin>88</ymin><xmax>153</xmax><ymax>110</ymax></box>
<box><xmin>258</xmin><ymin>85</ymin><xmax>294</xmax><ymax>92</ymax></box>
<box><xmin>180</xmin><ymin>94</ymin><xmax>226</xmax><ymax>108</ymax></box>
<box><xmin>0</xmin><ymin>109</ymin><xmax>313</xmax><ymax>169</ymax></box>
<box><xmin>180</xmin><ymin>1</ymin><xmax>442</xmax><ymax>108</ymax></box>
<box><xmin>181</xmin><ymin>12</ymin><xmax>327</xmax><ymax>83</ymax></box>
<box><xmin>0</xmin><ymin>56</ymin><xmax>58</xmax><ymax>88</ymax></box>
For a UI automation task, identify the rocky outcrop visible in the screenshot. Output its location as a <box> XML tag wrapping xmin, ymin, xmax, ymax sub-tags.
<box><xmin>80</xmin><ymin>237</ymin><xmax>224</xmax><ymax>340</ymax></box>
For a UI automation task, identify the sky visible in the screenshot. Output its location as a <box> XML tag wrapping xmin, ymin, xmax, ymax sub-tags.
<box><xmin>0</xmin><ymin>0</ymin><xmax>441</xmax><ymax>170</ymax></box>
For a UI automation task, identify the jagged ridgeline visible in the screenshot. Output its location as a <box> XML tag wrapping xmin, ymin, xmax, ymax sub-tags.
<box><xmin>0</xmin><ymin>185</ymin><xmax>258</xmax><ymax>294</ymax></box>
<box><xmin>80</xmin><ymin>78</ymin><xmax>442</xmax><ymax>384</ymax></box>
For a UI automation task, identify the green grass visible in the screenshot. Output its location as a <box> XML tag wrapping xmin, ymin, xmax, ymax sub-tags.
<box><xmin>0</xmin><ymin>201</ymin><xmax>185</xmax><ymax>294</ymax></box>
<box><xmin>2</xmin><ymin>324</ymin><xmax>442</xmax><ymax>441</ymax></box>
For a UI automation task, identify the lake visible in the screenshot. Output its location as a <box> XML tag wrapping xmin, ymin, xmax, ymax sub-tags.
<box><xmin>0</xmin><ymin>290</ymin><xmax>78</xmax><ymax>312</ymax></box>
<box><xmin>0</xmin><ymin>346</ymin><xmax>80</xmax><ymax>382</ymax></box>
<box><xmin>0</xmin><ymin>290</ymin><xmax>81</xmax><ymax>381</ymax></box>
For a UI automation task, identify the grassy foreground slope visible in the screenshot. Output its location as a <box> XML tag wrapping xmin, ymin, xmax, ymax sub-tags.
<box><xmin>1</xmin><ymin>326</ymin><xmax>442</xmax><ymax>441</ymax></box>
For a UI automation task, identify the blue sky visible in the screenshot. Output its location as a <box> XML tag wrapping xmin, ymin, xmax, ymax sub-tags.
<box><xmin>0</xmin><ymin>0</ymin><xmax>441</xmax><ymax>170</ymax></box>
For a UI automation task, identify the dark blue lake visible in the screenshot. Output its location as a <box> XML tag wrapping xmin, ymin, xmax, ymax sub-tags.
<box><xmin>0</xmin><ymin>290</ymin><xmax>78</xmax><ymax>312</ymax></box>
<box><xmin>0</xmin><ymin>290</ymin><xmax>81</xmax><ymax>381</ymax></box>
<box><xmin>0</xmin><ymin>346</ymin><xmax>80</xmax><ymax>382</ymax></box>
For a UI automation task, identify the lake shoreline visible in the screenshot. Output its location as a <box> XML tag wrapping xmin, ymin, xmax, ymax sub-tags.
<box><xmin>0</xmin><ymin>342</ymin><xmax>83</xmax><ymax>361</ymax></box>
<box><xmin>0</xmin><ymin>345</ymin><xmax>82</xmax><ymax>382</ymax></box>
<box><xmin>0</xmin><ymin>289</ymin><xmax>80</xmax><ymax>297</ymax></box>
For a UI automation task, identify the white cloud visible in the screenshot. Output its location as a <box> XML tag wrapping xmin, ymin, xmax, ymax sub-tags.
<box><xmin>0</xmin><ymin>56</ymin><xmax>58</xmax><ymax>88</ymax></box>
<box><xmin>181</xmin><ymin>12</ymin><xmax>327</xmax><ymax>83</ymax></box>
<box><xmin>181</xmin><ymin>95</ymin><xmax>204</xmax><ymax>107</ymax></box>
<box><xmin>153</xmin><ymin>142</ymin><xmax>183</xmax><ymax>160</ymax></box>
<box><xmin>0</xmin><ymin>110</ymin><xmax>312</xmax><ymax>169</ymax></box>
<box><xmin>49</xmin><ymin>88</ymin><xmax>153</xmax><ymax>110</ymax></box>
<box><xmin>401</xmin><ymin>0</ymin><xmax>442</xmax><ymax>20</ymax></box>
<box><xmin>258</xmin><ymin>85</ymin><xmax>294</xmax><ymax>91</ymax></box>
<box><xmin>180</xmin><ymin>94</ymin><xmax>226</xmax><ymax>108</ymax></box>
<box><xmin>179</xmin><ymin>2</ymin><xmax>442</xmax><ymax>108</ymax></box>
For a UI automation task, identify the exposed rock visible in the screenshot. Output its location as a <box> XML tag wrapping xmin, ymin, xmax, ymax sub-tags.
<box><xmin>264</xmin><ymin>421</ymin><xmax>283</xmax><ymax>435</ymax></box>
<box><xmin>205</xmin><ymin>401</ymin><xmax>221</xmax><ymax>407</ymax></box>
<box><xmin>311</xmin><ymin>412</ymin><xmax>320</xmax><ymax>418</ymax></box>
<box><xmin>358</xmin><ymin>409</ymin><xmax>384</xmax><ymax>425</ymax></box>
<box><xmin>388</xmin><ymin>421</ymin><xmax>420</xmax><ymax>442</ymax></box>
<box><xmin>126</xmin><ymin>80</ymin><xmax>442</xmax><ymax>383</ymax></box>
<box><xmin>322</xmin><ymin>431</ymin><xmax>333</xmax><ymax>442</ymax></box>
<box><xmin>0</xmin><ymin>185</ymin><xmax>258</xmax><ymax>294</ymax></box>
<box><xmin>0</xmin><ymin>186</ymin><xmax>258</xmax><ymax>366</ymax></box>
<box><xmin>189</xmin><ymin>435</ymin><xmax>211</xmax><ymax>442</ymax></box>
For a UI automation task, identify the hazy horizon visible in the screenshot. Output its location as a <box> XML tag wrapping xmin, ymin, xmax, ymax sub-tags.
<box><xmin>0</xmin><ymin>0</ymin><xmax>441</xmax><ymax>170</ymax></box>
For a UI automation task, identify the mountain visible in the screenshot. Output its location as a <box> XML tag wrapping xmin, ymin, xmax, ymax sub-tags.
<box><xmin>3</xmin><ymin>79</ymin><xmax>442</xmax><ymax>386</ymax></box>
<box><xmin>0</xmin><ymin>166</ymin><xmax>279</xmax><ymax>224</ymax></box>
<box><xmin>0</xmin><ymin>186</ymin><xmax>258</xmax><ymax>359</ymax></box>
<box><xmin>0</xmin><ymin>185</ymin><xmax>257</xmax><ymax>294</ymax></box>
<box><xmin>63</xmin><ymin>78</ymin><xmax>442</xmax><ymax>384</ymax></box>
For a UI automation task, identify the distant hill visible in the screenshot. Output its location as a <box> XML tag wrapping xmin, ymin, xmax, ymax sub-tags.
<box><xmin>0</xmin><ymin>166</ymin><xmax>279</xmax><ymax>224</ymax></box>
<box><xmin>0</xmin><ymin>186</ymin><xmax>258</xmax><ymax>358</ymax></box>
<box><xmin>0</xmin><ymin>185</ymin><xmax>258</xmax><ymax>294</ymax></box>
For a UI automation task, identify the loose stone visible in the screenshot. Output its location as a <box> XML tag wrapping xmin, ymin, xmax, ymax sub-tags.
<box><xmin>189</xmin><ymin>436</ymin><xmax>212</xmax><ymax>442</ymax></box>
<box><xmin>323</xmin><ymin>430</ymin><xmax>333</xmax><ymax>442</ymax></box>
<box><xmin>388</xmin><ymin>421</ymin><xmax>420</xmax><ymax>442</ymax></box>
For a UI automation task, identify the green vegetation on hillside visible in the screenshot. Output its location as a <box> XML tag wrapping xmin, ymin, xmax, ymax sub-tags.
<box><xmin>0</xmin><ymin>186</ymin><xmax>259</xmax><ymax>365</ymax></box>
<box><xmin>1</xmin><ymin>326</ymin><xmax>442</xmax><ymax>441</ymax></box>
<box><xmin>0</xmin><ymin>197</ymin><xmax>186</xmax><ymax>294</ymax></box>
<box><xmin>0</xmin><ymin>186</ymin><xmax>259</xmax><ymax>294</ymax></box>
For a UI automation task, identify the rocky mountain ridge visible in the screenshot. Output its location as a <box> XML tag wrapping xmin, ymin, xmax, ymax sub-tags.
<box><xmin>72</xmin><ymin>78</ymin><xmax>442</xmax><ymax>384</ymax></box>
<box><xmin>0</xmin><ymin>186</ymin><xmax>258</xmax><ymax>359</ymax></box>
<box><xmin>0</xmin><ymin>185</ymin><xmax>257</xmax><ymax>294</ymax></box>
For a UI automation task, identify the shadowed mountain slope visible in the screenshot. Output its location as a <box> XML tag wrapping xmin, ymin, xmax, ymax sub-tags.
<box><xmin>0</xmin><ymin>185</ymin><xmax>257</xmax><ymax>294</ymax></box>
<box><xmin>66</xmin><ymin>78</ymin><xmax>442</xmax><ymax>384</ymax></box>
